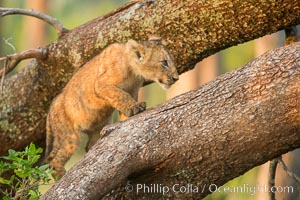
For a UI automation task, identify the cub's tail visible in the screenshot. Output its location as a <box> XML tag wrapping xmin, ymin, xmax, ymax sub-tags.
<box><xmin>43</xmin><ymin>113</ymin><xmax>54</xmax><ymax>164</ymax></box>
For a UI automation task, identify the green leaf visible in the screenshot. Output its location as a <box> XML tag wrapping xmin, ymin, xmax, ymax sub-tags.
<box><xmin>36</xmin><ymin>147</ymin><xmax>43</xmax><ymax>154</ymax></box>
<box><xmin>28</xmin><ymin>190</ymin><xmax>39</xmax><ymax>200</ymax></box>
<box><xmin>7</xmin><ymin>149</ymin><xmax>19</xmax><ymax>159</ymax></box>
<box><xmin>15</xmin><ymin>169</ymin><xmax>31</xmax><ymax>178</ymax></box>
<box><xmin>3</xmin><ymin>196</ymin><xmax>13</xmax><ymax>200</ymax></box>
<box><xmin>0</xmin><ymin>177</ymin><xmax>11</xmax><ymax>185</ymax></box>
<box><xmin>1</xmin><ymin>143</ymin><xmax>52</xmax><ymax>199</ymax></box>
<box><xmin>9</xmin><ymin>174</ymin><xmax>15</xmax><ymax>183</ymax></box>
<box><xmin>39</xmin><ymin>164</ymin><xmax>50</xmax><ymax>171</ymax></box>
<box><xmin>27</xmin><ymin>143</ymin><xmax>43</xmax><ymax>155</ymax></box>
<box><xmin>0</xmin><ymin>161</ymin><xmax>10</xmax><ymax>174</ymax></box>
<box><xmin>28</xmin><ymin>155</ymin><xmax>40</xmax><ymax>165</ymax></box>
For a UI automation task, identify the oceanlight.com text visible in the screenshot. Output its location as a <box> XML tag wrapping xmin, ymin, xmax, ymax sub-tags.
<box><xmin>125</xmin><ymin>183</ymin><xmax>294</xmax><ymax>196</ymax></box>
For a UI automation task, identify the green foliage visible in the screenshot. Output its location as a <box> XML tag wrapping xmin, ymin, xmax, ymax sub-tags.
<box><xmin>0</xmin><ymin>143</ymin><xmax>55</xmax><ymax>200</ymax></box>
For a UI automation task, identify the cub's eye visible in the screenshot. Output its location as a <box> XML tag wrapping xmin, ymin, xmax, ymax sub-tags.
<box><xmin>161</xmin><ymin>60</ymin><xmax>169</xmax><ymax>68</ymax></box>
<box><xmin>135</xmin><ymin>51</ymin><xmax>142</xmax><ymax>60</ymax></box>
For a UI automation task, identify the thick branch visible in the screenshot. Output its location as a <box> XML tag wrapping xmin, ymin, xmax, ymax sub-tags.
<box><xmin>42</xmin><ymin>42</ymin><xmax>300</xmax><ymax>200</ymax></box>
<box><xmin>0</xmin><ymin>7</ymin><xmax>68</xmax><ymax>37</ymax></box>
<box><xmin>1</xmin><ymin>0</ymin><xmax>300</xmax><ymax>158</ymax></box>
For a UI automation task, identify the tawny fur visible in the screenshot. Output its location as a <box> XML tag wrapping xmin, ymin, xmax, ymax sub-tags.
<box><xmin>45</xmin><ymin>39</ymin><xmax>179</xmax><ymax>178</ymax></box>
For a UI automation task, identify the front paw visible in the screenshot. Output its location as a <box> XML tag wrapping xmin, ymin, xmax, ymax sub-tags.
<box><xmin>125</xmin><ymin>102</ymin><xmax>146</xmax><ymax>117</ymax></box>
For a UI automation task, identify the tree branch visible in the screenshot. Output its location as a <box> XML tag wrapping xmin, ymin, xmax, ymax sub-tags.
<box><xmin>0</xmin><ymin>48</ymin><xmax>48</xmax><ymax>78</ymax></box>
<box><xmin>268</xmin><ymin>158</ymin><xmax>279</xmax><ymax>200</ymax></box>
<box><xmin>0</xmin><ymin>7</ymin><xmax>68</xmax><ymax>37</ymax></box>
<box><xmin>0</xmin><ymin>1</ymin><xmax>142</xmax><ymax>78</ymax></box>
<box><xmin>0</xmin><ymin>60</ymin><xmax>8</xmax><ymax>93</ymax></box>
<box><xmin>1</xmin><ymin>0</ymin><xmax>300</xmax><ymax>162</ymax></box>
<box><xmin>266</xmin><ymin>25</ymin><xmax>300</xmax><ymax>200</ymax></box>
<box><xmin>278</xmin><ymin>157</ymin><xmax>300</xmax><ymax>183</ymax></box>
<box><xmin>42</xmin><ymin>42</ymin><xmax>300</xmax><ymax>200</ymax></box>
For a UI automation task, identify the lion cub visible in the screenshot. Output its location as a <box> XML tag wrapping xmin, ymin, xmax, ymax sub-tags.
<box><xmin>45</xmin><ymin>38</ymin><xmax>179</xmax><ymax>178</ymax></box>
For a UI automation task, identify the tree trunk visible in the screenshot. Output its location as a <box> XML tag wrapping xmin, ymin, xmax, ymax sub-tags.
<box><xmin>41</xmin><ymin>42</ymin><xmax>300</xmax><ymax>199</ymax></box>
<box><xmin>0</xmin><ymin>0</ymin><xmax>299</xmax><ymax>155</ymax></box>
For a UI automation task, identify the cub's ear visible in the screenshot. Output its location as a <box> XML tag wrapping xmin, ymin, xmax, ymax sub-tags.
<box><xmin>126</xmin><ymin>39</ymin><xmax>145</xmax><ymax>60</ymax></box>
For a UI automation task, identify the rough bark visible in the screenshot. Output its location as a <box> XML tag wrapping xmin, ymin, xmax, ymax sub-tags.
<box><xmin>42</xmin><ymin>42</ymin><xmax>300</xmax><ymax>199</ymax></box>
<box><xmin>0</xmin><ymin>0</ymin><xmax>300</xmax><ymax>155</ymax></box>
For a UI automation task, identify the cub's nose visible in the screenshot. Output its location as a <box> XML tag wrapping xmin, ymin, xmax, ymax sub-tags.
<box><xmin>172</xmin><ymin>74</ymin><xmax>179</xmax><ymax>82</ymax></box>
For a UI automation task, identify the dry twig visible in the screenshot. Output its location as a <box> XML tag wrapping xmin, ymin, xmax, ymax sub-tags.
<box><xmin>0</xmin><ymin>60</ymin><xmax>8</xmax><ymax>93</ymax></box>
<box><xmin>0</xmin><ymin>7</ymin><xmax>65</xmax><ymax>78</ymax></box>
<box><xmin>268</xmin><ymin>158</ymin><xmax>279</xmax><ymax>200</ymax></box>
<box><xmin>0</xmin><ymin>48</ymin><xmax>48</xmax><ymax>78</ymax></box>
<box><xmin>0</xmin><ymin>7</ymin><xmax>68</xmax><ymax>37</ymax></box>
<box><xmin>278</xmin><ymin>157</ymin><xmax>300</xmax><ymax>183</ymax></box>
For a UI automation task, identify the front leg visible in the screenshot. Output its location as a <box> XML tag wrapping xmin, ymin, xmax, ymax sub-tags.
<box><xmin>119</xmin><ymin>87</ymin><xmax>140</xmax><ymax>121</ymax></box>
<box><xmin>94</xmin><ymin>83</ymin><xmax>146</xmax><ymax>117</ymax></box>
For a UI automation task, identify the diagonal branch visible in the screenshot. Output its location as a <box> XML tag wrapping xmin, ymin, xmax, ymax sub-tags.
<box><xmin>278</xmin><ymin>157</ymin><xmax>300</xmax><ymax>183</ymax></box>
<box><xmin>0</xmin><ymin>7</ymin><xmax>68</xmax><ymax>37</ymax></box>
<box><xmin>266</xmin><ymin>25</ymin><xmax>300</xmax><ymax>200</ymax></box>
<box><xmin>42</xmin><ymin>42</ymin><xmax>300</xmax><ymax>200</ymax></box>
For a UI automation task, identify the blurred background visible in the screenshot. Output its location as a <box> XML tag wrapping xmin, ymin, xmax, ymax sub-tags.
<box><xmin>0</xmin><ymin>1</ymin><xmax>299</xmax><ymax>199</ymax></box>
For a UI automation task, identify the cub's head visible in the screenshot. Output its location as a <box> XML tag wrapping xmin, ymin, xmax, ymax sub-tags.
<box><xmin>126</xmin><ymin>38</ymin><xmax>179</xmax><ymax>89</ymax></box>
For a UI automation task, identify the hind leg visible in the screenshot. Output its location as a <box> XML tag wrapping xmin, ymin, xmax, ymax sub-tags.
<box><xmin>85</xmin><ymin>118</ymin><xmax>111</xmax><ymax>152</ymax></box>
<box><xmin>47</xmin><ymin>132</ymin><xmax>80</xmax><ymax>179</ymax></box>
